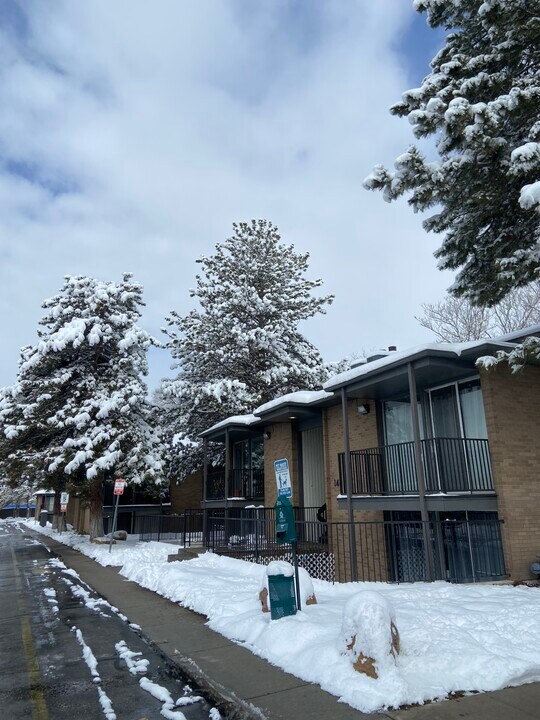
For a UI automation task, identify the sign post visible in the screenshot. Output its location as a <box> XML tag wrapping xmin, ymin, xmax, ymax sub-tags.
<box><xmin>275</xmin><ymin>493</ymin><xmax>302</xmax><ymax>612</ymax></box>
<box><xmin>109</xmin><ymin>479</ymin><xmax>125</xmax><ymax>553</ymax></box>
<box><xmin>60</xmin><ymin>492</ymin><xmax>69</xmax><ymax>533</ymax></box>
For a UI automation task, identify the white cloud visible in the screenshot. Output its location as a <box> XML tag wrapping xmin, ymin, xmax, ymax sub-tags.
<box><xmin>0</xmin><ymin>0</ymin><xmax>451</xmax><ymax>389</ymax></box>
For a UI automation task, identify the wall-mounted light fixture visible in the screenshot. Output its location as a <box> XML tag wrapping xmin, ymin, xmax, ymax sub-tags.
<box><xmin>289</xmin><ymin>415</ymin><xmax>297</xmax><ymax>420</ymax></box>
<box><xmin>357</xmin><ymin>404</ymin><xmax>370</xmax><ymax>415</ymax></box>
<box><xmin>263</xmin><ymin>431</ymin><xmax>271</xmax><ymax>441</ymax></box>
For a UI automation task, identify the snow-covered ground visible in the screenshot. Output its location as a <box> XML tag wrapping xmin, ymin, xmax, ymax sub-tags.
<box><xmin>16</xmin><ymin>518</ymin><xmax>173</xmax><ymax>566</ymax></box>
<box><xmin>17</xmin><ymin>518</ymin><xmax>540</xmax><ymax>713</ymax></box>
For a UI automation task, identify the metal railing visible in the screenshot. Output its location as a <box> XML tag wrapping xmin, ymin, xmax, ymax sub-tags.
<box><xmin>206</xmin><ymin>471</ymin><xmax>225</xmax><ymax>500</ymax></box>
<box><xmin>338</xmin><ymin>437</ymin><xmax>493</xmax><ymax>496</ymax></box>
<box><xmin>137</xmin><ymin>506</ymin><xmax>506</xmax><ymax>585</ymax></box>
<box><xmin>205</xmin><ymin>506</ymin><xmax>322</xmax><ymax>551</ymax></box>
<box><xmin>206</xmin><ymin>513</ymin><xmax>505</xmax><ymax>584</ymax></box>
<box><xmin>330</xmin><ymin>518</ymin><xmax>505</xmax><ymax>583</ymax></box>
<box><xmin>206</xmin><ymin>468</ymin><xmax>264</xmax><ymax>500</ymax></box>
<box><xmin>205</xmin><ymin>507</ymin><xmax>333</xmax><ymax>580</ymax></box>
<box><xmin>135</xmin><ymin>510</ymin><xmax>204</xmax><ymax>545</ymax></box>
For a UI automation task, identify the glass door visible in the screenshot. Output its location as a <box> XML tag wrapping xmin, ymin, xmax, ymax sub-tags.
<box><xmin>429</xmin><ymin>385</ymin><xmax>468</xmax><ymax>491</ymax></box>
<box><xmin>458</xmin><ymin>381</ymin><xmax>490</xmax><ymax>490</ymax></box>
<box><xmin>383</xmin><ymin>400</ymin><xmax>424</xmax><ymax>493</ymax></box>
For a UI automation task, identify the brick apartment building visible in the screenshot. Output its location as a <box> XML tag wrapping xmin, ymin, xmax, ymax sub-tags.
<box><xmin>198</xmin><ymin>326</ymin><xmax>540</xmax><ymax>583</ymax></box>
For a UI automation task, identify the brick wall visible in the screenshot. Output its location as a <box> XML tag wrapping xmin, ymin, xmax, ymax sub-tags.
<box><xmin>481</xmin><ymin>363</ymin><xmax>540</xmax><ymax>580</ymax></box>
<box><xmin>322</xmin><ymin>398</ymin><xmax>389</xmax><ymax>581</ymax></box>
<box><xmin>170</xmin><ymin>470</ymin><xmax>203</xmax><ymax>511</ymax></box>
<box><xmin>263</xmin><ymin>423</ymin><xmax>299</xmax><ymax>507</ymax></box>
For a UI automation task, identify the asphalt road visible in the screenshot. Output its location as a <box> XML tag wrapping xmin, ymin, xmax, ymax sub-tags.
<box><xmin>0</xmin><ymin>520</ymin><xmax>216</xmax><ymax>720</ymax></box>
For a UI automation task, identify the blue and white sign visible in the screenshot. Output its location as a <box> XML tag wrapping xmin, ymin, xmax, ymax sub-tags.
<box><xmin>274</xmin><ymin>458</ymin><xmax>292</xmax><ymax>498</ymax></box>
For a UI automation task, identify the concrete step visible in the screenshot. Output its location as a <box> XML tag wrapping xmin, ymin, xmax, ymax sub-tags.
<box><xmin>168</xmin><ymin>545</ymin><xmax>207</xmax><ymax>563</ymax></box>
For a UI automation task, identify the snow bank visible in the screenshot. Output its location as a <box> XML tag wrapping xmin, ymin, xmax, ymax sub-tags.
<box><xmin>21</xmin><ymin>519</ymin><xmax>173</xmax><ymax>567</ymax></box>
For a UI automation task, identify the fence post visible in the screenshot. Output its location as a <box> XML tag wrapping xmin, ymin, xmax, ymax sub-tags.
<box><xmin>254</xmin><ymin>514</ymin><xmax>259</xmax><ymax>561</ymax></box>
<box><xmin>341</xmin><ymin>387</ymin><xmax>358</xmax><ymax>581</ymax></box>
<box><xmin>407</xmin><ymin>363</ymin><xmax>435</xmax><ymax>581</ymax></box>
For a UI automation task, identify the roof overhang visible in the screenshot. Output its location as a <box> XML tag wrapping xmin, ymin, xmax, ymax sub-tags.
<box><xmin>327</xmin><ymin>342</ymin><xmax>515</xmax><ymax>400</ymax></box>
<box><xmin>200</xmin><ymin>421</ymin><xmax>264</xmax><ymax>443</ymax></box>
<box><xmin>256</xmin><ymin>396</ymin><xmax>337</xmax><ymax>424</ymax></box>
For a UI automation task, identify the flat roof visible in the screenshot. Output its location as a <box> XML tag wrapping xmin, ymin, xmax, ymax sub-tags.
<box><xmin>323</xmin><ymin>339</ymin><xmax>516</xmax><ymax>393</ymax></box>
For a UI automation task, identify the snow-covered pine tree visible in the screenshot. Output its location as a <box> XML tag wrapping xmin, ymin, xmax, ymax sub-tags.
<box><xmin>0</xmin><ymin>274</ymin><xmax>164</xmax><ymax>538</ymax></box>
<box><xmin>0</xmin><ymin>368</ymin><xmax>62</xmax><ymax>524</ymax></box>
<box><xmin>162</xmin><ymin>219</ymin><xmax>333</xmax><ymax>479</ymax></box>
<box><xmin>364</xmin><ymin>0</ymin><xmax>540</xmax><ymax>366</ymax></box>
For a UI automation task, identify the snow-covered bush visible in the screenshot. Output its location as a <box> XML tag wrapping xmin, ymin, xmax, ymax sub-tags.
<box><xmin>341</xmin><ymin>591</ymin><xmax>399</xmax><ymax>679</ymax></box>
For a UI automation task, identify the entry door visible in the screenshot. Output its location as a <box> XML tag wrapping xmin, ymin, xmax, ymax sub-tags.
<box><xmin>301</xmin><ymin>426</ymin><xmax>325</xmax><ymax>509</ymax></box>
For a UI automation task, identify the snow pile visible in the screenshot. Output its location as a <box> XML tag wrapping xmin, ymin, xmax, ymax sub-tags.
<box><xmin>115</xmin><ymin>640</ymin><xmax>149</xmax><ymax>675</ymax></box>
<box><xmin>43</xmin><ymin>586</ymin><xmax>59</xmax><ymax>613</ymax></box>
<box><xmin>266</xmin><ymin>560</ymin><xmax>294</xmax><ymax>577</ymax></box>
<box><xmin>139</xmin><ymin>677</ymin><xmax>187</xmax><ymax>720</ymax></box>
<box><xmin>74</xmin><ymin>627</ymin><xmax>101</xmax><ymax>683</ymax></box>
<box><xmin>97</xmin><ymin>687</ymin><xmax>117</xmax><ymax>720</ymax></box>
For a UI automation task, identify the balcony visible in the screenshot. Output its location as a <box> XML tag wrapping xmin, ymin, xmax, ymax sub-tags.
<box><xmin>206</xmin><ymin>468</ymin><xmax>264</xmax><ymax>501</ymax></box>
<box><xmin>338</xmin><ymin>437</ymin><xmax>493</xmax><ymax>496</ymax></box>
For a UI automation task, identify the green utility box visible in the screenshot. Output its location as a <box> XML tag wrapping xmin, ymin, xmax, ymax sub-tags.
<box><xmin>268</xmin><ymin>573</ymin><xmax>297</xmax><ymax>620</ymax></box>
<box><xmin>275</xmin><ymin>496</ymin><xmax>297</xmax><ymax>545</ymax></box>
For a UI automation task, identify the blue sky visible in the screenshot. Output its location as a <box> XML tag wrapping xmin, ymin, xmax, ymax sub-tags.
<box><xmin>0</xmin><ymin>1</ymin><xmax>448</xmax><ymax>390</ymax></box>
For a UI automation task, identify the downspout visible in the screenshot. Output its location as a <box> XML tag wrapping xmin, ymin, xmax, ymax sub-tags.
<box><xmin>407</xmin><ymin>362</ymin><xmax>435</xmax><ymax>581</ymax></box>
<box><xmin>341</xmin><ymin>387</ymin><xmax>358</xmax><ymax>581</ymax></box>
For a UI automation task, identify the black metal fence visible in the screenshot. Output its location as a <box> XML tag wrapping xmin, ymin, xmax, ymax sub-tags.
<box><xmin>339</xmin><ymin>437</ymin><xmax>493</xmax><ymax>496</ymax></box>
<box><xmin>203</xmin><ymin>512</ymin><xmax>505</xmax><ymax>584</ymax></box>
<box><xmin>135</xmin><ymin>510</ymin><xmax>204</xmax><ymax>545</ymax></box>
<box><xmin>137</xmin><ymin>508</ymin><xmax>506</xmax><ymax>585</ymax></box>
<box><xmin>205</xmin><ymin>507</ymin><xmax>333</xmax><ymax>580</ymax></box>
<box><xmin>330</xmin><ymin>518</ymin><xmax>505</xmax><ymax>583</ymax></box>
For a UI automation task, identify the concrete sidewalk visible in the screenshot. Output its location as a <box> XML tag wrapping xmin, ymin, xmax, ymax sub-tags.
<box><xmin>32</xmin><ymin>531</ymin><xmax>540</xmax><ymax>720</ymax></box>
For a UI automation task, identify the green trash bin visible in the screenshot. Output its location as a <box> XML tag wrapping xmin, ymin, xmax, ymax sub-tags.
<box><xmin>268</xmin><ymin>573</ymin><xmax>297</xmax><ymax>620</ymax></box>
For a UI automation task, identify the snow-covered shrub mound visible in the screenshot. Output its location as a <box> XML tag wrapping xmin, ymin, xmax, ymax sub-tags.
<box><xmin>341</xmin><ymin>591</ymin><xmax>399</xmax><ymax>679</ymax></box>
<box><xmin>259</xmin><ymin>561</ymin><xmax>317</xmax><ymax>612</ymax></box>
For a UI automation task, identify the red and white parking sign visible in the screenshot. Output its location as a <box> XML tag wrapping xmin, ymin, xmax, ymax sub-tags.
<box><xmin>114</xmin><ymin>479</ymin><xmax>126</xmax><ymax>495</ymax></box>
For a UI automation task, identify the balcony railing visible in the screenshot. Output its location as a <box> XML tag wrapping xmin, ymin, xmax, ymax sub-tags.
<box><xmin>338</xmin><ymin>437</ymin><xmax>493</xmax><ymax>496</ymax></box>
<box><xmin>206</xmin><ymin>468</ymin><xmax>264</xmax><ymax>501</ymax></box>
